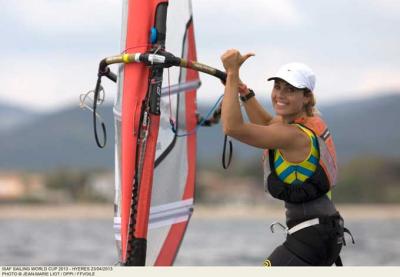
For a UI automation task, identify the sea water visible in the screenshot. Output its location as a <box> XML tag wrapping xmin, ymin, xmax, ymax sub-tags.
<box><xmin>0</xmin><ymin>217</ymin><xmax>399</xmax><ymax>266</ymax></box>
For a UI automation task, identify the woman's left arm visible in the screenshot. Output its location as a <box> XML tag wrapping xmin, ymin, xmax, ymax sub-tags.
<box><xmin>220</xmin><ymin>50</ymin><xmax>306</xmax><ymax>150</ymax></box>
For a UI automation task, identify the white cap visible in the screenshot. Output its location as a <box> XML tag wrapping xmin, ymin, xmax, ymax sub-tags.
<box><xmin>268</xmin><ymin>62</ymin><xmax>316</xmax><ymax>91</ymax></box>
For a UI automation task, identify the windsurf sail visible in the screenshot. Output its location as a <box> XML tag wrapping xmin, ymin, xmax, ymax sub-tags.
<box><xmin>83</xmin><ymin>0</ymin><xmax>228</xmax><ymax>266</ymax></box>
<box><xmin>114</xmin><ymin>0</ymin><xmax>200</xmax><ymax>266</ymax></box>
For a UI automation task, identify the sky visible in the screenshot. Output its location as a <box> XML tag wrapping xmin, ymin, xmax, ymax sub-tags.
<box><xmin>1</xmin><ymin>0</ymin><xmax>399</xmax><ymax>112</ymax></box>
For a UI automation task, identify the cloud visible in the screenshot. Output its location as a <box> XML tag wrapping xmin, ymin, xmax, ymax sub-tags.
<box><xmin>2</xmin><ymin>0</ymin><xmax>121</xmax><ymax>36</ymax></box>
<box><xmin>354</xmin><ymin>68</ymin><xmax>400</xmax><ymax>94</ymax></box>
<box><xmin>192</xmin><ymin>0</ymin><xmax>304</xmax><ymax>36</ymax></box>
<box><xmin>1</xmin><ymin>0</ymin><xmax>399</xmax><ymax>111</ymax></box>
<box><xmin>362</xmin><ymin>0</ymin><xmax>400</xmax><ymax>17</ymax></box>
<box><xmin>0</xmin><ymin>0</ymin><xmax>122</xmax><ymax>57</ymax></box>
<box><xmin>0</xmin><ymin>52</ymin><xmax>117</xmax><ymax>111</ymax></box>
<box><xmin>194</xmin><ymin>0</ymin><xmax>303</xmax><ymax>25</ymax></box>
<box><xmin>302</xmin><ymin>64</ymin><xmax>400</xmax><ymax>104</ymax></box>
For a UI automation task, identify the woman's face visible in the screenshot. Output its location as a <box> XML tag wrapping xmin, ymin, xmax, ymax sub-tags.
<box><xmin>271</xmin><ymin>79</ymin><xmax>309</xmax><ymax>117</ymax></box>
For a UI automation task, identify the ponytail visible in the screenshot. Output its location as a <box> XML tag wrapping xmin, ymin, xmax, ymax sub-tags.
<box><xmin>304</xmin><ymin>89</ymin><xmax>320</xmax><ymax>116</ymax></box>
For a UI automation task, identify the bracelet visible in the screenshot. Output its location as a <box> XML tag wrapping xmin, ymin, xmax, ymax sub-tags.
<box><xmin>240</xmin><ymin>89</ymin><xmax>255</xmax><ymax>102</ymax></box>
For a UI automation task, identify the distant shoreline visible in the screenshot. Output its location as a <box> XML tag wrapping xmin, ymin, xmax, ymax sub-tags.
<box><xmin>1</xmin><ymin>203</ymin><xmax>400</xmax><ymax>220</ymax></box>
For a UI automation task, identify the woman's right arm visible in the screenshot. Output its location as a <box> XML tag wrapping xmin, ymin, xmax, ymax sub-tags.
<box><xmin>239</xmin><ymin>85</ymin><xmax>281</xmax><ymax>125</ymax></box>
<box><xmin>242</xmin><ymin>95</ymin><xmax>273</xmax><ymax>125</ymax></box>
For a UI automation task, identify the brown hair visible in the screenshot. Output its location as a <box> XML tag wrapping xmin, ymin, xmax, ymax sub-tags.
<box><xmin>303</xmin><ymin>89</ymin><xmax>318</xmax><ymax>116</ymax></box>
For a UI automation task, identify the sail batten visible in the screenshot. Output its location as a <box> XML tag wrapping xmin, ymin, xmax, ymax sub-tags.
<box><xmin>148</xmin><ymin>198</ymin><xmax>194</xmax><ymax>230</ymax></box>
<box><xmin>149</xmin><ymin>214</ymin><xmax>192</xmax><ymax>230</ymax></box>
<box><xmin>160</xmin><ymin>80</ymin><xmax>201</xmax><ymax>96</ymax></box>
<box><xmin>150</xmin><ymin>198</ymin><xmax>194</xmax><ymax>214</ymax></box>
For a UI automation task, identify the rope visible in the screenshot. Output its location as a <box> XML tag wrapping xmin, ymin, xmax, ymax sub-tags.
<box><xmin>168</xmin><ymin>94</ymin><xmax>224</xmax><ymax>137</ymax></box>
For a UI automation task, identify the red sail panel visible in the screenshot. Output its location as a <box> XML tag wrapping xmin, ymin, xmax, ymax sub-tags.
<box><xmin>120</xmin><ymin>0</ymin><xmax>168</xmax><ymax>263</ymax></box>
<box><xmin>183</xmin><ymin>18</ymin><xmax>198</xmax><ymax>201</ymax></box>
<box><xmin>114</xmin><ymin>0</ymin><xmax>200</xmax><ymax>265</ymax></box>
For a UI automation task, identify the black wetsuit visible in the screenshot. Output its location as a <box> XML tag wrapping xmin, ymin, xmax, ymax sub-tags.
<box><xmin>265</xmin><ymin>195</ymin><xmax>344</xmax><ymax>266</ymax></box>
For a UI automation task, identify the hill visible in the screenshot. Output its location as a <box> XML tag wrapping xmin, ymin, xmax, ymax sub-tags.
<box><xmin>0</xmin><ymin>93</ymin><xmax>399</xmax><ymax>170</ymax></box>
<box><xmin>0</xmin><ymin>103</ymin><xmax>40</xmax><ymax>132</ymax></box>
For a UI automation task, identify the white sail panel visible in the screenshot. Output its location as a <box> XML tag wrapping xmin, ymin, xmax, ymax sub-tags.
<box><xmin>146</xmin><ymin>0</ymin><xmax>199</xmax><ymax>265</ymax></box>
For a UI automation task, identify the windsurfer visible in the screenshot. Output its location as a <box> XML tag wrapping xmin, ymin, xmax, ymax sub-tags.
<box><xmin>220</xmin><ymin>49</ymin><xmax>351</xmax><ymax>266</ymax></box>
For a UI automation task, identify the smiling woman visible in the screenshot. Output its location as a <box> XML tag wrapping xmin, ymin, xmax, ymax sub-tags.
<box><xmin>220</xmin><ymin>50</ymin><xmax>353</xmax><ymax>266</ymax></box>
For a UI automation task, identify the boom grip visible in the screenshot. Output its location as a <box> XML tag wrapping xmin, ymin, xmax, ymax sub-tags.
<box><xmin>215</xmin><ymin>70</ymin><xmax>227</xmax><ymax>83</ymax></box>
<box><xmin>98</xmin><ymin>59</ymin><xmax>117</xmax><ymax>83</ymax></box>
<box><xmin>105</xmin><ymin>69</ymin><xmax>117</xmax><ymax>83</ymax></box>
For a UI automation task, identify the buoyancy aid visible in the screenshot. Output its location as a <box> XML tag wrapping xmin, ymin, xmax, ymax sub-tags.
<box><xmin>263</xmin><ymin>116</ymin><xmax>337</xmax><ymax>203</ymax></box>
<box><xmin>273</xmin><ymin>124</ymin><xmax>319</xmax><ymax>185</ymax></box>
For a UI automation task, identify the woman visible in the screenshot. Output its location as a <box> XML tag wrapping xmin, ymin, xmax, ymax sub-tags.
<box><xmin>220</xmin><ymin>49</ymin><xmax>349</xmax><ymax>266</ymax></box>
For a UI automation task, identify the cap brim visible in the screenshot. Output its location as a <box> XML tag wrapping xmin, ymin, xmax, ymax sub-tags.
<box><xmin>267</xmin><ymin>76</ymin><xmax>306</xmax><ymax>89</ymax></box>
